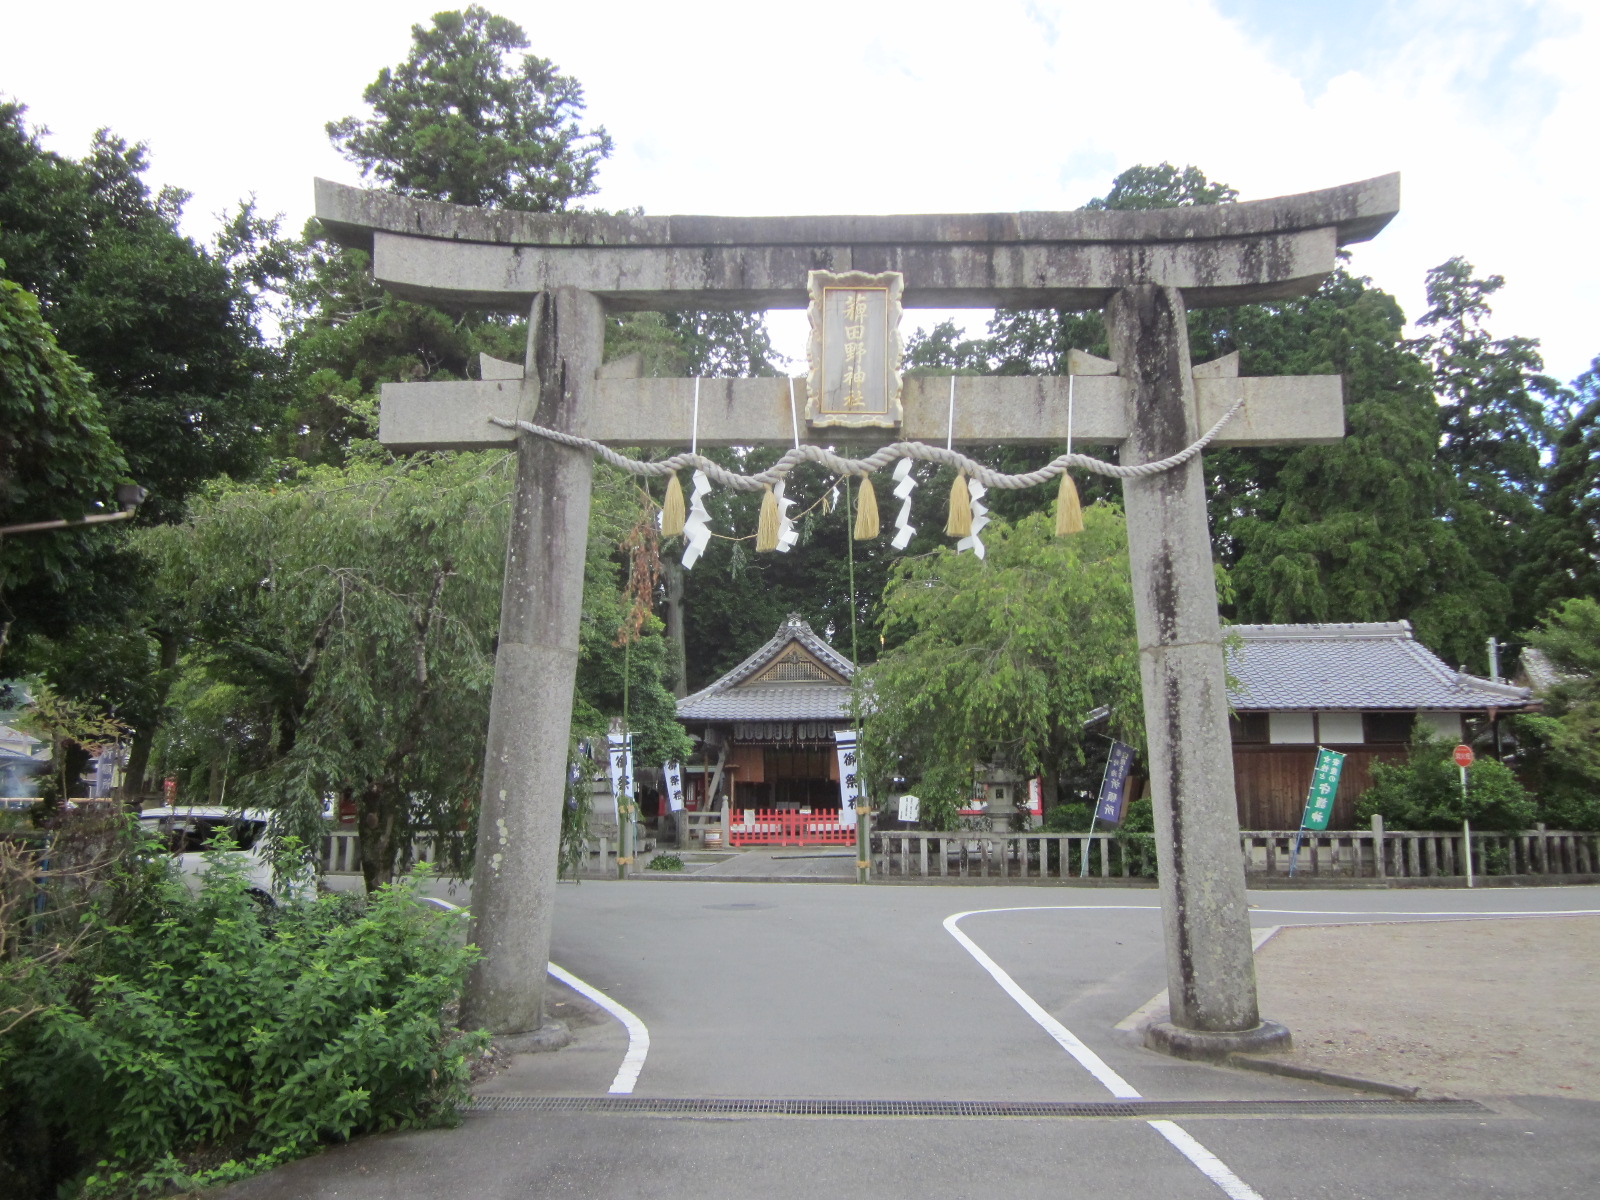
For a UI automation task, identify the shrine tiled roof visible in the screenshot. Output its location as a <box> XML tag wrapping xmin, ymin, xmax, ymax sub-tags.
<box><xmin>1226</xmin><ymin>622</ymin><xmax>1532</xmax><ymax>712</ymax></box>
<box><xmin>676</xmin><ymin>613</ymin><xmax>857</xmax><ymax>724</ymax></box>
<box><xmin>676</xmin><ymin>684</ymin><xmax>854</xmax><ymax>723</ymax></box>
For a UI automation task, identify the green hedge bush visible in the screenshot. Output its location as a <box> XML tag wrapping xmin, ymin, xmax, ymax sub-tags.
<box><xmin>1</xmin><ymin>827</ymin><xmax>485</xmax><ymax>1198</ymax></box>
<box><xmin>1356</xmin><ymin>729</ymin><xmax>1537</xmax><ymax>832</ymax></box>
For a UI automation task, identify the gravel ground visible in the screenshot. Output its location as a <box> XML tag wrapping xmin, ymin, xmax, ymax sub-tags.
<box><xmin>1253</xmin><ymin>914</ymin><xmax>1600</xmax><ymax>1099</ymax></box>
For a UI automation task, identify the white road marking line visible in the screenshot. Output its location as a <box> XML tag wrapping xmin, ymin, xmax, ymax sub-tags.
<box><xmin>1249</xmin><ymin>907</ymin><xmax>1600</xmax><ymax>917</ymax></box>
<box><xmin>946</xmin><ymin>906</ymin><xmax>1267</xmax><ymax>1200</ymax></box>
<box><xmin>1148</xmin><ymin>1120</ymin><xmax>1267</xmax><ymax>1200</ymax></box>
<box><xmin>547</xmin><ymin>963</ymin><xmax>651</xmax><ymax>1095</ymax></box>
<box><xmin>412</xmin><ymin>896</ymin><xmax>650</xmax><ymax>1095</ymax></box>
<box><xmin>944</xmin><ymin>909</ymin><xmax>1142</xmax><ymax>1098</ymax></box>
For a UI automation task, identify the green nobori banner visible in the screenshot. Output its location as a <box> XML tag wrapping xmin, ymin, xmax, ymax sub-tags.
<box><xmin>1300</xmin><ymin>747</ymin><xmax>1346</xmax><ymax>831</ymax></box>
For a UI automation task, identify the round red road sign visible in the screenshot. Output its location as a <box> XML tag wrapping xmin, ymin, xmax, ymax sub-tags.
<box><xmin>1453</xmin><ymin>744</ymin><xmax>1475</xmax><ymax>768</ymax></box>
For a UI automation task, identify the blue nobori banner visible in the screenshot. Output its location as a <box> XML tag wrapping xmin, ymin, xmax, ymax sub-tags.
<box><xmin>1095</xmin><ymin>741</ymin><xmax>1136</xmax><ymax>827</ymax></box>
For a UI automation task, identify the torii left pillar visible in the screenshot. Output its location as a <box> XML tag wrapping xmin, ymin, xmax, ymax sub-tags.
<box><xmin>460</xmin><ymin>286</ymin><xmax>601</xmax><ymax>1042</ymax></box>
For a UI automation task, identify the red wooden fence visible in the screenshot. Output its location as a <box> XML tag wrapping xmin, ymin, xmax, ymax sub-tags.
<box><xmin>729</xmin><ymin>809</ymin><xmax>856</xmax><ymax>847</ymax></box>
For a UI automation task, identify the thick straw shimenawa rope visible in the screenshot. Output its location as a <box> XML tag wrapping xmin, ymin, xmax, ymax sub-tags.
<box><xmin>489</xmin><ymin>399</ymin><xmax>1245</xmax><ymax>493</ymax></box>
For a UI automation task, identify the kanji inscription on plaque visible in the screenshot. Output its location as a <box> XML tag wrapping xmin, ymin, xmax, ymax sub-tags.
<box><xmin>805</xmin><ymin>269</ymin><xmax>904</xmax><ymax>429</ymax></box>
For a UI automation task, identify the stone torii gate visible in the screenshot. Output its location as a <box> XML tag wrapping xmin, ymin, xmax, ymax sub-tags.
<box><xmin>316</xmin><ymin>174</ymin><xmax>1399</xmax><ymax>1056</ymax></box>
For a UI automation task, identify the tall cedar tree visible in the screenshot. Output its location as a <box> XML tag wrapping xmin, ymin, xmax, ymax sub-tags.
<box><xmin>1515</xmin><ymin>360</ymin><xmax>1600</xmax><ymax>613</ymax></box>
<box><xmin>327</xmin><ymin>6</ymin><xmax>611</xmax><ymax>211</ymax></box>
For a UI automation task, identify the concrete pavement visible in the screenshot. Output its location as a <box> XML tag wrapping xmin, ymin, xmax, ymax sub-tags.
<box><xmin>217</xmin><ymin>881</ymin><xmax>1600</xmax><ymax>1199</ymax></box>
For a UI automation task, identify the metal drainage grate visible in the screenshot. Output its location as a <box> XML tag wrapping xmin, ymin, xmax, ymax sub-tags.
<box><xmin>467</xmin><ymin>1096</ymin><xmax>1489</xmax><ymax>1119</ymax></box>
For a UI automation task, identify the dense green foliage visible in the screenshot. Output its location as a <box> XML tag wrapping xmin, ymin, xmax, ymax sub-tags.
<box><xmin>140</xmin><ymin>455</ymin><xmax>510</xmax><ymax>889</ymax></box>
<box><xmin>327</xmin><ymin>6</ymin><xmax>610</xmax><ymax>211</ymax></box>
<box><xmin>1516</xmin><ymin>360</ymin><xmax>1600</xmax><ymax>615</ymax></box>
<box><xmin>1355</xmin><ymin>726</ymin><xmax>1537</xmax><ymax>832</ymax></box>
<box><xmin>0</xmin><ymin>266</ymin><xmax>126</xmax><ymax>642</ymax></box>
<box><xmin>0</xmin><ymin>103</ymin><xmax>275</xmax><ymax>526</ymax></box>
<box><xmin>1</xmin><ymin>816</ymin><xmax>481</xmax><ymax>1198</ymax></box>
<box><xmin>1510</xmin><ymin>598</ymin><xmax>1600</xmax><ymax>830</ymax></box>
<box><xmin>859</xmin><ymin>506</ymin><xmax>1142</xmax><ymax>816</ymax></box>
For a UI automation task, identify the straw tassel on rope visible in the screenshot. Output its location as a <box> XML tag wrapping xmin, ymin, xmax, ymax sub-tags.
<box><xmin>1055</xmin><ymin>473</ymin><xmax>1083</xmax><ymax>535</ymax></box>
<box><xmin>660</xmin><ymin>471</ymin><xmax>686</xmax><ymax>536</ymax></box>
<box><xmin>946</xmin><ymin>473</ymin><xmax>973</xmax><ymax>537</ymax></box>
<box><xmin>1056</xmin><ymin>370</ymin><xmax>1083</xmax><ymax>535</ymax></box>
<box><xmin>853</xmin><ymin>475</ymin><xmax>880</xmax><ymax>540</ymax></box>
<box><xmin>756</xmin><ymin>484</ymin><xmax>781</xmax><ymax>552</ymax></box>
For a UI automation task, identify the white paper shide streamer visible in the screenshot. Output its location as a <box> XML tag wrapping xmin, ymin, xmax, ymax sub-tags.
<box><xmin>890</xmin><ymin>457</ymin><xmax>917</xmax><ymax>550</ymax></box>
<box><xmin>956</xmin><ymin>478</ymin><xmax>990</xmax><ymax>559</ymax></box>
<box><xmin>680</xmin><ymin>469</ymin><xmax>713</xmax><ymax>569</ymax></box>
<box><xmin>773</xmin><ymin>480</ymin><xmax>799</xmax><ymax>552</ymax></box>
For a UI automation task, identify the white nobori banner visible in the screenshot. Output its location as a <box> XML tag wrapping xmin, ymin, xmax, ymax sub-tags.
<box><xmin>833</xmin><ymin>728</ymin><xmax>863</xmax><ymax>827</ymax></box>
<box><xmin>607</xmin><ymin>731</ymin><xmax>634</xmax><ymax>803</ymax></box>
<box><xmin>662</xmin><ymin>760</ymin><xmax>685</xmax><ymax>813</ymax></box>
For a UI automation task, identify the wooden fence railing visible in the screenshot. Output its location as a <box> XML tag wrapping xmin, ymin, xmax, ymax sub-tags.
<box><xmin>322</xmin><ymin>830</ymin><xmax>630</xmax><ymax>879</ymax></box>
<box><xmin>873</xmin><ymin>831</ymin><xmax>1154</xmax><ymax>880</ymax></box>
<box><xmin>320</xmin><ymin>821</ymin><xmax>1599</xmax><ymax>884</ymax></box>
<box><xmin>871</xmin><ymin>821</ymin><xmax>1598</xmax><ymax>883</ymax></box>
<box><xmin>1243</xmin><ymin>820</ymin><xmax>1598</xmax><ymax>882</ymax></box>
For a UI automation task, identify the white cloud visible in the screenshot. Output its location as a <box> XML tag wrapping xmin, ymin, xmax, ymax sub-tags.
<box><xmin>2</xmin><ymin>0</ymin><xmax>1593</xmax><ymax>379</ymax></box>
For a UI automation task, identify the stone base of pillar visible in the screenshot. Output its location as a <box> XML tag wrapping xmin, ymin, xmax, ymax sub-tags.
<box><xmin>493</xmin><ymin>1021</ymin><xmax>573</xmax><ymax>1055</ymax></box>
<box><xmin>1143</xmin><ymin>1018</ymin><xmax>1291</xmax><ymax>1061</ymax></box>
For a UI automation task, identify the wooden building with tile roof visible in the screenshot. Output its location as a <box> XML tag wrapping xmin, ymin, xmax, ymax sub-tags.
<box><xmin>676</xmin><ymin>614</ymin><xmax>857</xmax><ymax>812</ymax></box>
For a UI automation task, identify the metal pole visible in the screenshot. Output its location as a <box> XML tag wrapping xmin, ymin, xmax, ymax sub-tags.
<box><xmin>1463</xmin><ymin>818</ymin><xmax>1474</xmax><ymax>888</ymax></box>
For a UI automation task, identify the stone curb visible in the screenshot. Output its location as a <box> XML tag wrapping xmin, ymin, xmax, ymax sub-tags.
<box><xmin>492</xmin><ymin>1021</ymin><xmax>572</xmax><ymax>1054</ymax></box>
<box><xmin>1222</xmin><ymin>1052</ymin><xmax>1420</xmax><ymax>1098</ymax></box>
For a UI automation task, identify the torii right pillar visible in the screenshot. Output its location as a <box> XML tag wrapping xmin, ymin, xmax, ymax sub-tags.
<box><xmin>1109</xmin><ymin>283</ymin><xmax>1288</xmax><ymax>1055</ymax></box>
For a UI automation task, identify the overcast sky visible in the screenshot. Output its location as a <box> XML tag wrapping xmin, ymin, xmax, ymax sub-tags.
<box><xmin>3</xmin><ymin>0</ymin><xmax>1594</xmax><ymax>383</ymax></box>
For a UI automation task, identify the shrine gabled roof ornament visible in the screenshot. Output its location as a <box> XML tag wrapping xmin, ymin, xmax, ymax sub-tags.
<box><xmin>676</xmin><ymin>614</ymin><xmax>858</xmax><ymax>723</ymax></box>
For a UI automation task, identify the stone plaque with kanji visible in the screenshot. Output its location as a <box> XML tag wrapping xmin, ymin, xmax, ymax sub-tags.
<box><xmin>805</xmin><ymin>269</ymin><xmax>904</xmax><ymax>429</ymax></box>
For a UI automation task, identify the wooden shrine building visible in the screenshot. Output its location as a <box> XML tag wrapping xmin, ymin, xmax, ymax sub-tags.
<box><xmin>676</xmin><ymin>614</ymin><xmax>856</xmax><ymax>812</ymax></box>
<box><xmin>1227</xmin><ymin>622</ymin><xmax>1533</xmax><ymax>829</ymax></box>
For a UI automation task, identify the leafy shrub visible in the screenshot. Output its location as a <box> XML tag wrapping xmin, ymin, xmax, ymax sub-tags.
<box><xmin>1043</xmin><ymin>802</ymin><xmax>1094</xmax><ymax>832</ymax></box>
<box><xmin>646</xmin><ymin>853</ymin><xmax>684</xmax><ymax>872</ymax></box>
<box><xmin>1356</xmin><ymin>726</ymin><xmax>1537</xmax><ymax>832</ymax></box>
<box><xmin>1039</xmin><ymin>797</ymin><xmax>1157</xmax><ymax>876</ymax></box>
<box><xmin>1</xmin><ymin>830</ymin><xmax>485</xmax><ymax>1198</ymax></box>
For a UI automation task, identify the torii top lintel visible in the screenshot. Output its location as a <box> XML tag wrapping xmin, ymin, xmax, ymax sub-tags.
<box><xmin>314</xmin><ymin>174</ymin><xmax>1398</xmax><ymax>313</ymax></box>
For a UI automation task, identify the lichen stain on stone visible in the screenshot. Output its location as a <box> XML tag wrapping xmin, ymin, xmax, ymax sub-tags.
<box><xmin>497</xmin><ymin>817</ymin><xmax>510</xmax><ymax>847</ymax></box>
<box><xmin>490</xmin><ymin>852</ymin><xmax>504</xmax><ymax>876</ymax></box>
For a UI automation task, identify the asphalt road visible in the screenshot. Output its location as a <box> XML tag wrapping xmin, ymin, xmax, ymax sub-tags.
<box><xmin>223</xmin><ymin>881</ymin><xmax>1600</xmax><ymax>1199</ymax></box>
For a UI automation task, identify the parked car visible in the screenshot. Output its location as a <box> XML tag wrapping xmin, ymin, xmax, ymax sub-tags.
<box><xmin>137</xmin><ymin>806</ymin><xmax>311</xmax><ymax>903</ymax></box>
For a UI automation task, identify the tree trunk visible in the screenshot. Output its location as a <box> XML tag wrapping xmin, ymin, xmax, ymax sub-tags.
<box><xmin>357</xmin><ymin>783</ymin><xmax>398</xmax><ymax>893</ymax></box>
<box><xmin>118</xmin><ymin>628</ymin><xmax>180</xmax><ymax>806</ymax></box>
<box><xmin>1042</xmin><ymin>766</ymin><xmax>1062</xmax><ymax>821</ymax></box>
<box><xmin>663</xmin><ymin>558</ymin><xmax>687</xmax><ymax>698</ymax></box>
